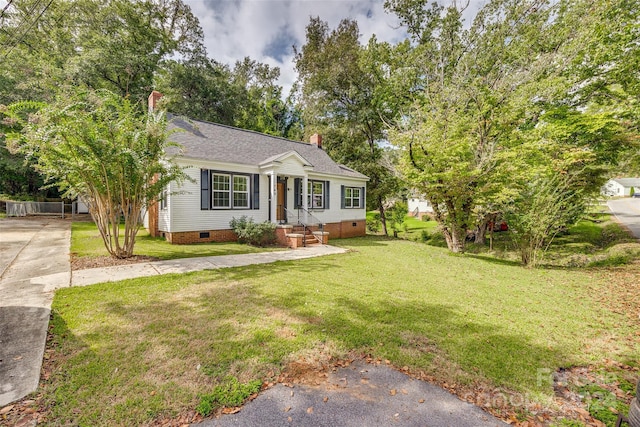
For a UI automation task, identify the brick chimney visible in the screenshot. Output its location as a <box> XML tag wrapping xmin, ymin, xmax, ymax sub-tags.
<box><xmin>148</xmin><ymin>90</ymin><xmax>163</xmax><ymax>112</ymax></box>
<box><xmin>310</xmin><ymin>133</ymin><xmax>322</xmax><ymax>149</ymax></box>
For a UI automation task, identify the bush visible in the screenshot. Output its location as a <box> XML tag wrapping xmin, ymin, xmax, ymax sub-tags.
<box><xmin>387</xmin><ymin>202</ymin><xmax>408</xmax><ymax>237</ymax></box>
<box><xmin>421</xmin><ymin>215</ymin><xmax>431</xmax><ymax>222</ymax></box>
<box><xmin>230</xmin><ymin>216</ymin><xmax>277</xmax><ymax>246</ymax></box>
<box><xmin>367</xmin><ymin>212</ymin><xmax>381</xmax><ymax>233</ymax></box>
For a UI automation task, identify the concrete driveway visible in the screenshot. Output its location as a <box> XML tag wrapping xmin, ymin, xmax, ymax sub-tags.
<box><xmin>607</xmin><ymin>198</ymin><xmax>640</xmax><ymax>239</ymax></box>
<box><xmin>0</xmin><ymin>217</ymin><xmax>71</xmax><ymax>406</ymax></box>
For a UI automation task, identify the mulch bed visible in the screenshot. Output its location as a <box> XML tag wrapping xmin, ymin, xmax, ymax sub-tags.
<box><xmin>70</xmin><ymin>254</ymin><xmax>160</xmax><ymax>271</ymax></box>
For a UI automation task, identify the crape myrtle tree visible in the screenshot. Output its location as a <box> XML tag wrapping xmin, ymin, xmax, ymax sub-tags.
<box><xmin>0</xmin><ymin>0</ymin><xmax>205</xmax><ymax>199</ymax></box>
<box><xmin>7</xmin><ymin>89</ymin><xmax>186</xmax><ymax>259</ymax></box>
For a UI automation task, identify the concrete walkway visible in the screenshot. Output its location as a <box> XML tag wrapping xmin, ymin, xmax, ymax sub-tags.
<box><xmin>0</xmin><ymin>218</ymin><xmax>71</xmax><ymax>407</ymax></box>
<box><xmin>71</xmin><ymin>245</ymin><xmax>347</xmax><ymax>287</ymax></box>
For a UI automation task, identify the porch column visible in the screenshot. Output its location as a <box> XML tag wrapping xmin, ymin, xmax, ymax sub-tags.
<box><xmin>302</xmin><ymin>176</ymin><xmax>308</xmax><ymax>211</ymax></box>
<box><xmin>270</xmin><ymin>171</ymin><xmax>277</xmax><ymax>223</ymax></box>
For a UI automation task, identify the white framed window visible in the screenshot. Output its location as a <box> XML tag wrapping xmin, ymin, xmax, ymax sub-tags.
<box><xmin>212</xmin><ymin>173</ymin><xmax>231</xmax><ymax>208</ymax></box>
<box><xmin>343</xmin><ymin>187</ymin><xmax>361</xmax><ymax>208</ymax></box>
<box><xmin>160</xmin><ymin>185</ymin><xmax>168</xmax><ymax>210</ymax></box>
<box><xmin>308</xmin><ymin>181</ymin><xmax>324</xmax><ymax>209</ymax></box>
<box><xmin>233</xmin><ymin>175</ymin><xmax>249</xmax><ymax>208</ymax></box>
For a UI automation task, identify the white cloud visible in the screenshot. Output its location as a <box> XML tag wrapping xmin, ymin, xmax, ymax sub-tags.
<box><xmin>183</xmin><ymin>0</ymin><xmax>487</xmax><ymax>97</ymax></box>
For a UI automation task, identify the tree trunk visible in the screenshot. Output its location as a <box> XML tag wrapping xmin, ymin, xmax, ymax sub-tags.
<box><xmin>379</xmin><ymin>196</ymin><xmax>388</xmax><ymax>236</ymax></box>
<box><xmin>475</xmin><ymin>213</ymin><xmax>497</xmax><ymax>245</ymax></box>
<box><xmin>443</xmin><ymin>226</ymin><xmax>466</xmax><ymax>253</ymax></box>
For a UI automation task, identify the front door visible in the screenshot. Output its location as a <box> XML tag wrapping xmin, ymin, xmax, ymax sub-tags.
<box><xmin>276</xmin><ymin>181</ymin><xmax>285</xmax><ymax>221</ymax></box>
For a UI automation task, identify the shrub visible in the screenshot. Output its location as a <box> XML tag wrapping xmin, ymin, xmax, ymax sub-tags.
<box><xmin>230</xmin><ymin>216</ymin><xmax>276</xmax><ymax>246</ymax></box>
<box><xmin>387</xmin><ymin>202</ymin><xmax>408</xmax><ymax>237</ymax></box>
<box><xmin>421</xmin><ymin>215</ymin><xmax>431</xmax><ymax>222</ymax></box>
<box><xmin>367</xmin><ymin>212</ymin><xmax>381</xmax><ymax>233</ymax></box>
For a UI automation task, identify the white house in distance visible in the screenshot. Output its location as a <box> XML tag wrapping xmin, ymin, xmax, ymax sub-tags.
<box><xmin>408</xmin><ymin>194</ymin><xmax>433</xmax><ymax>218</ymax></box>
<box><xmin>144</xmin><ymin>92</ymin><xmax>368</xmax><ymax>247</ymax></box>
<box><xmin>601</xmin><ymin>178</ymin><xmax>640</xmax><ymax>197</ymax></box>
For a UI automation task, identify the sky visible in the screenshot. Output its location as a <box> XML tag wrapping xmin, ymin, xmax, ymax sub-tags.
<box><xmin>183</xmin><ymin>0</ymin><xmax>486</xmax><ymax>97</ymax></box>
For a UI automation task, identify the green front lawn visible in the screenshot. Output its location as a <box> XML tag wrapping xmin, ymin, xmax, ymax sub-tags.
<box><xmin>40</xmin><ymin>236</ymin><xmax>639</xmax><ymax>425</ymax></box>
<box><xmin>71</xmin><ymin>221</ymin><xmax>281</xmax><ymax>260</ymax></box>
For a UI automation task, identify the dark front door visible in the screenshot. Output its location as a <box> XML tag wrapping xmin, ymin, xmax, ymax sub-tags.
<box><xmin>277</xmin><ymin>181</ymin><xmax>286</xmax><ymax>221</ymax></box>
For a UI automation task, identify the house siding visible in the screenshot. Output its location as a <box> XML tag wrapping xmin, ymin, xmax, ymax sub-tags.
<box><xmin>296</xmin><ymin>175</ymin><xmax>366</xmax><ymax>225</ymax></box>
<box><xmin>276</xmin><ymin>156</ymin><xmax>308</xmax><ymax>177</ymax></box>
<box><xmin>152</xmin><ymin>157</ymin><xmax>367</xmax><ymax>242</ymax></box>
<box><xmin>162</xmin><ymin>161</ymin><xmax>269</xmax><ymax>233</ymax></box>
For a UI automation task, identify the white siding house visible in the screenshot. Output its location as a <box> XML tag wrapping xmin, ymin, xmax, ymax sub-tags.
<box><xmin>146</xmin><ymin>92</ymin><xmax>368</xmax><ymax>245</ymax></box>
<box><xmin>602</xmin><ymin>178</ymin><xmax>640</xmax><ymax>197</ymax></box>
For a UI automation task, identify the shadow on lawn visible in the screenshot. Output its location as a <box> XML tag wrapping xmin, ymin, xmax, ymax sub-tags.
<box><xmin>261</xmin><ymin>284</ymin><xmax>568</xmax><ymax>395</ymax></box>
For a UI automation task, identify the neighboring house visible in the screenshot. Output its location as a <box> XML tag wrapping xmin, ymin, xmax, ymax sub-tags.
<box><xmin>601</xmin><ymin>178</ymin><xmax>640</xmax><ymax>197</ymax></box>
<box><xmin>408</xmin><ymin>195</ymin><xmax>433</xmax><ymax>218</ymax></box>
<box><xmin>144</xmin><ymin>92</ymin><xmax>368</xmax><ymax>246</ymax></box>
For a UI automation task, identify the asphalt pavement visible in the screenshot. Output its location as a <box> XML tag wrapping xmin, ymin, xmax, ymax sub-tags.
<box><xmin>197</xmin><ymin>359</ymin><xmax>505</xmax><ymax>427</ymax></box>
<box><xmin>607</xmin><ymin>197</ymin><xmax>640</xmax><ymax>238</ymax></box>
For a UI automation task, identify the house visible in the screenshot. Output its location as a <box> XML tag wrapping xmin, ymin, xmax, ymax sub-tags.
<box><xmin>144</xmin><ymin>91</ymin><xmax>368</xmax><ymax>246</ymax></box>
<box><xmin>601</xmin><ymin>178</ymin><xmax>640</xmax><ymax>197</ymax></box>
<box><xmin>407</xmin><ymin>196</ymin><xmax>433</xmax><ymax>218</ymax></box>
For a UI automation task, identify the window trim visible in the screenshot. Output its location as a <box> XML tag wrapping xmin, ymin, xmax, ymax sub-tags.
<box><xmin>343</xmin><ymin>187</ymin><xmax>361</xmax><ymax>209</ymax></box>
<box><xmin>204</xmin><ymin>170</ymin><xmax>254</xmax><ymax>210</ymax></box>
<box><xmin>212</xmin><ymin>173</ymin><xmax>231</xmax><ymax>209</ymax></box>
<box><xmin>308</xmin><ymin>180</ymin><xmax>325</xmax><ymax>209</ymax></box>
<box><xmin>232</xmin><ymin>175</ymin><xmax>250</xmax><ymax>209</ymax></box>
<box><xmin>341</xmin><ymin>185</ymin><xmax>365</xmax><ymax>209</ymax></box>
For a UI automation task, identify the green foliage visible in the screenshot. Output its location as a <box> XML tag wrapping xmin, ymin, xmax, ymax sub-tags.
<box><xmin>386</xmin><ymin>201</ymin><xmax>408</xmax><ymax>234</ymax></box>
<box><xmin>230</xmin><ymin>216</ymin><xmax>277</xmax><ymax>247</ymax></box>
<box><xmin>294</xmin><ymin>17</ymin><xmax>402</xmax><ymax>233</ymax></box>
<box><xmin>156</xmin><ymin>57</ymin><xmax>301</xmax><ymax>138</ymax></box>
<box><xmin>196</xmin><ymin>377</ymin><xmax>262</xmax><ymax>416</ymax></box>
<box><xmin>366</xmin><ymin>211</ymin><xmax>381</xmax><ymax>233</ymax></box>
<box><xmin>8</xmin><ymin>89</ymin><xmax>186</xmax><ymax>258</ymax></box>
<box><xmin>504</xmin><ymin>174</ymin><xmax>586</xmax><ymax>267</ymax></box>
<box><xmin>578</xmin><ymin>383</ymin><xmax>629</xmax><ymax>427</ymax></box>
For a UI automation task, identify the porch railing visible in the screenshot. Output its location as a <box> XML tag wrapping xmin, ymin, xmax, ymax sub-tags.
<box><xmin>282</xmin><ymin>207</ymin><xmax>325</xmax><ymax>246</ymax></box>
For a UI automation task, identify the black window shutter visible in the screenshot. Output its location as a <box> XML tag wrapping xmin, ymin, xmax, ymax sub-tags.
<box><xmin>252</xmin><ymin>174</ymin><xmax>260</xmax><ymax>210</ymax></box>
<box><xmin>361</xmin><ymin>186</ymin><xmax>366</xmax><ymax>209</ymax></box>
<box><xmin>294</xmin><ymin>178</ymin><xmax>301</xmax><ymax>208</ymax></box>
<box><xmin>201</xmin><ymin>169</ymin><xmax>210</xmax><ymax>210</ymax></box>
<box><xmin>324</xmin><ymin>181</ymin><xmax>330</xmax><ymax>209</ymax></box>
<box><xmin>341</xmin><ymin>185</ymin><xmax>345</xmax><ymax>209</ymax></box>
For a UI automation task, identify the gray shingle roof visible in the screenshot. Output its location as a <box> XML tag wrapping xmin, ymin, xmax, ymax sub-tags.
<box><xmin>612</xmin><ymin>178</ymin><xmax>640</xmax><ymax>187</ymax></box>
<box><xmin>166</xmin><ymin>117</ymin><xmax>368</xmax><ymax>180</ymax></box>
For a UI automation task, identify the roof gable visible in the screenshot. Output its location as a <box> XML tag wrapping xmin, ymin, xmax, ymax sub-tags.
<box><xmin>611</xmin><ymin>178</ymin><xmax>640</xmax><ymax>187</ymax></box>
<box><xmin>259</xmin><ymin>151</ymin><xmax>313</xmax><ymax>168</ymax></box>
<box><xmin>167</xmin><ymin>117</ymin><xmax>367</xmax><ymax>180</ymax></box>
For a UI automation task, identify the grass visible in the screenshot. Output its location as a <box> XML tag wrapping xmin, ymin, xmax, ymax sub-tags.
<box><xmin>70</xmin><ymin>221</ymin><xmax>281</xmax><ymax>260</ymax></box>
<box><xmin>375</xmin><ymin>208</ymin><xmax>640</xmax><ymax>268</ymax></box>
<box><xmin>40</xmin><ymin>235</ymin><xmax>639</xmax><ymax>425</ymax></box>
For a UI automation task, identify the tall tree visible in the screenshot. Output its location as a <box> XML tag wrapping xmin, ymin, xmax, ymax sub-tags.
<box><xmin>386</xmin><ymin>0</ymin><xmax>570</xmax><ymax>252</ymax></box>
<box><xmin>294</xmin><ymin>18</ymin><xmax>401</xmax><ymax>234</ymax></box>
<box><xmin>7</xmin><ymin>89</ymin><xmax>186</xmax><ymax>258</ymax></box>
<box><xmin>0</xmin><ymin>0</ymin><xmax>205</xmax><ymax>105</ymax></box>
<box><xmin>0</xmin><ymin>0</ymin><xmax>205</xmax><ymax>199</ymax></box>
